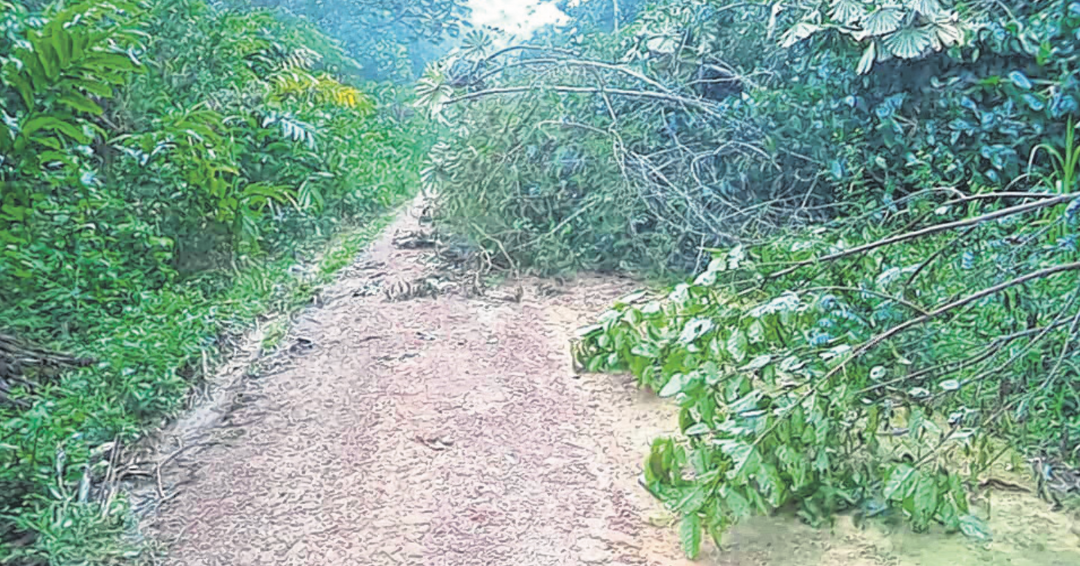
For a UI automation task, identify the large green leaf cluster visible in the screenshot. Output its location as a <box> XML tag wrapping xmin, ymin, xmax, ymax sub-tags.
<box><xmin>830</xmin><ymin>1</ymin><xmax>1080</xmax><ymax>194</ymax></box>
<box><xmin>778</xmin><ymin>0</ymin><xmax>968</xmax><ymax>73</ymax></box>
<box><xmin>576</xmin><ymin>186</ymin><xmax>1079</xmax><ymax>556</ymax></box>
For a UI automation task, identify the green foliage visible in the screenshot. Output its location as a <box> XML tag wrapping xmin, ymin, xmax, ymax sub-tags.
<box><xmin>427</xmin><ymin>0</ymin><xmax>1079</xmax><ymax>275</ymax></box>
<box><xmin>778</xmin><ymin>0</ymin><xmax>969</xmax><ymax>73</ymax></box>
<box><xmin>576</xmin><ymin>182</ymin><xmax>1079</xmax><ymax>555</ymax></box>
<box><xmin>421</xmin><ymin>0</ymin><xmax>1080</xmax><ymax>557</ymax></box>
<box><xmin>250</xmin><ymin>0</ymin><xmax>472</xmax><ymax>80</ymax></box>
<box><xmin>424</xmin><ymin>3</ymin><xmax>816</xmax><ymax>275</ymax></box>
<box><xmin>0</xmin><ymin>0</ymin><xmax>432</xmax><ymax>560</ymax></box>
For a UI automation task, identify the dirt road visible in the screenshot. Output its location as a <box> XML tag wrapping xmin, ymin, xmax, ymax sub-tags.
<box><xmin>140</xmin><ymin>202</ymin><xmax>693</xmax><ymax>565</ymax></box>
<box><xmin>140</xmin><ymin>201</ymin><xmax>1080</xmax><ymax>566</ymax></box>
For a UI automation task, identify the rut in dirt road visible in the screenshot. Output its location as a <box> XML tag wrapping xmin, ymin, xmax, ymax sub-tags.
<box><xmin>141</xmin><ymin>202</ymin><xmax>693</xmax><ymax>566</ymax></box>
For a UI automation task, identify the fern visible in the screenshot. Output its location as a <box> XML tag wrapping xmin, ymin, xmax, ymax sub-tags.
<box><xmin>261</xmin><ymin>111</ymin><xmax>318</xmax><ymax>149</ymax></box>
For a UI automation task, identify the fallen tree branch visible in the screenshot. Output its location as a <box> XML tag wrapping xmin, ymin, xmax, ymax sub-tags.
<box><xmin>444</xmin><ymin>85</ymin><xmax>723</xmax><ymax>117</ymax></box>
<box><xmin>473</xmin><ymin>57</ymin><xmax>675</xmax><ymax>94</ymax></box>
<box><xmin>803</xmin><ymin>286</ymin><xmax>931</xmax><ymax>316</ymax></box>
<box><xmin>852</xmin><ymin>261</ymin><xmax>1080</xmax><ymax>364</ymax></box>
<box><xmin>754</xmin><ymin>261</ymin><xmax>1080</xmax><ymax>449</ymax></box>
<box><xmin>767</xmin><ymin>193</ymin><xmax>1079</xmax><ymax>279</ymax></box>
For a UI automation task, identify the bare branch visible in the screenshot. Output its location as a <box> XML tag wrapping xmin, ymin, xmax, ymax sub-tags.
<box><xmin>767</xmin><ymin>193</ymin><xmax>1079</xmax><ymax>279</ymax></box>
<box><xmin>444</xmin><ymin>85</ymin><xmax>724</xmax><ymax>118</ymax></box>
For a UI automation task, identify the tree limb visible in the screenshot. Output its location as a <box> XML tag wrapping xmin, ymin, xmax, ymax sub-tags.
<box><xmin>767</xmin><ymin>193</ymin><xmax>1078</xmax><ymax>279</ymax></box>
<box><xmin>443</xmin><ymin>85</ymin><xmax>723</xmax><ymax>117</ymax></box>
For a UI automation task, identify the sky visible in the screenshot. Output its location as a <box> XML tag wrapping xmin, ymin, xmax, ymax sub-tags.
<box><xmin>467</xmin><ymin>0</ymin><xmax>571</xmax><ymax>45</ymax></box>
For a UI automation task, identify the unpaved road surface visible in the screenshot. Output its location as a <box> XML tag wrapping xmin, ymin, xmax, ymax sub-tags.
<box><xmin>141</xmin><ymin>202</ymin><xmax>694</xmax><ymax>566</ymax></box>
<box><xmin>141</xmin><ymin>201</ymin><xmax>1080</xmax><ymax>566</ymax></box>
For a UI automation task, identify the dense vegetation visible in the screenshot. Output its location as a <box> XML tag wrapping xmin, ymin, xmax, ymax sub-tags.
<box><xmin>1</xmin><ymin>0</ymin><xmax>431</xmax><ymax>561</ymax></box>
<box><xmin>251</xmin><ymin>0</ymin><xmax>472</xmax><ymax>80</ymax></box>
<box><xmin>3</xmin><ymin>0</ymin><xmax>1079</xmax><ymax>562</ymax></box>
<box><xmin>422</xmin><ymin>0</ymin><xmax>1080</xmax><ymax>558</ymax></box>
<box><xmin>427</xmin><ymin>1</ymin><xmax>1078</xmax><ymax>275</ymax></box>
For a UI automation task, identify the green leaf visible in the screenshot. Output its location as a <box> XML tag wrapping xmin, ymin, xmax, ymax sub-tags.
<box><xmin>884</xmin><ymin>464</ymin><xmax>916</xmax><ymax>500</ymax></box>
<box><xmin>7</xmin><ymin>73</ymin><xmax>36</xmax><ymax>109</ymax></box>
<box><xmin>702</xmin><ymin>360</ymin><xmax>722</xmax><ymax>386</ymax></box>
<box><xmin>928</xmin><ymin>20</ymin><xmax>964</xmax><ymax>47</ymax></box>
<box><xmin>1008</xmin><ymin>71</ymin><xmax>1033</xmax><ymax>90</ymax></box>
<box><xmin>58</xmin><ymin>93</ymin><xmax>104</xmax><ymax>116</ymax></box>
<box><xmin>676</xmin><ymin>485</ymin><xmax>709</xmax><ymax>513</ymax></box>
<box><xmin>679</xmin><ymin>318</ymin><xmax>714</xmax><ymax>344</ymax></box>
<box><xmin>740</xmin><ymin>354</ymin><xmax>772</xmax><ymax>371</ymax></box>
<box><xmin>724</xmin><ymin>487</ymin><xmax>752</xmax><ymax>520</ymax></box>
<box><xmin>830</xmin><ymin>0</ymin><xmax>865</xmax><ymax>25</ymax></box>
<box><xmin>684</xmin><ymin>423</ymin><xmax>711</xmax><ymax>436</ymax></box>
<box><xmin>575</xmin><ymin>324</ymin><xmax>604</xmax><ymax>339</ymax></box>
<box><xmin>659</xmin><ymin>374</ymin><xmax>686</xmax><ymax>398</ymax></box>
<box><xmin>36</xmin><ymin>41</ymin><xmax>60</xmax><ymax>81</ymax></box>
<box><xmin>959</xmin><ymin>514</ymin><xmax>991</xmax><ymax>541</ymax></box>
<box><xmin>718</xmin><ymin>440</ymin><xmax>757</xmax><ymax>477</ymax></box>
<box><xmin>780</xmin><ymin>22</ymin><xmax>822</xmax><ymax>48</ymax></box>
<box><xmin>912</xmin><ymin>474</ymin><xmax>938</xmax><ymax>528</ymax></box>
<box><xmin>939</xmin><ymin>379</ymin><xmax>961</xmax><ymax>391</ymax></box>
<box><xmin>694</xmin><ymin>268</ymin><xmax>719</xmax><ymax>286</ymax></box>
<box><xmin>884</xmin><ymin>27</ymin><xmax>933</xmax><ymax>59</ymax></box>
<box><xmin>726</xmin><ymin>329</ymin><xmax>748</xmax><ymax>362</ymax></box>
<box><xmin>905</xmin><ymin>0</ymin><xmax>942</xmax><ymax>15</ymax></box>
<box><xmin>679</xmin><ymin>513</ymin><xmax>702</xmax><ymax>558</ymax></box>
<box><xmin>863</xmin><ymin>8</ymin><xmax>904</xmax><ymax>36</ymax></box>
<box><xmin>631</xmin><ymin>342</ymin><xmax>661</xmax><ymax>359</ymax></box>
<box><xmin>615</xmin><ymin>291</ymin><xmax>648</xmax><ymax>306</ymax></box>
<box><xmin>645</xmin><ymin>439</ymin><xmax>672</xmax><ymax>484</ymax></box>
<box><xmin>21</xmin><ymin>115</ymin><xmax>91</xmax><ymax>144</ymax></box>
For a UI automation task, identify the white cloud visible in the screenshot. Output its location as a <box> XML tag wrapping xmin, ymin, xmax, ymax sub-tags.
<box><xmin>468</xmin><ymin>0</ymin><xmax>570</xmax><ymax>44</ymax></box>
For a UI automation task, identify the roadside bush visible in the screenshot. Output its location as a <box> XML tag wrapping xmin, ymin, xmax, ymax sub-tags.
<box><xmin>0</xmin><ymin>0</ymin><xmax>430</xmax><ymax>561</ymax></box>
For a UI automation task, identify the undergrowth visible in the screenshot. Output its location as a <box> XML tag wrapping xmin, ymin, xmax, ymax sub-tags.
<box><xmin>1</xmin><ymin>209</ymin><xmax>400</xmax><ymax>564</ymax></box>
<box><xmin>424</xmin><ymin>0</ymin><xmax>1080</xmax><ymax>276</ymax></box>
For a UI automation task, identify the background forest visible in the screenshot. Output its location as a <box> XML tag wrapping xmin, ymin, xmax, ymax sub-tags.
<box><xmin>2</xmin><ymin>0</ymin><xmax>1079</xmax><ymax>563</ymax></box>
